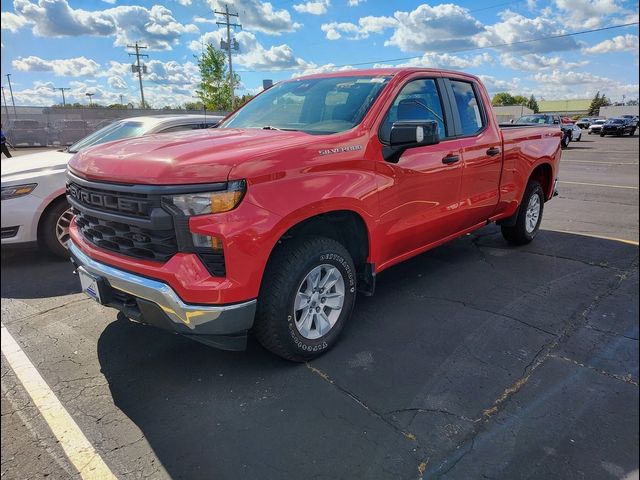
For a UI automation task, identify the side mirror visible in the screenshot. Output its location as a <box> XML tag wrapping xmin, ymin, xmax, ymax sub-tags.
<box><xmin>383</xmin><ymin>120</ymin><xmax>439</xmax><ymax>162</ymax></box>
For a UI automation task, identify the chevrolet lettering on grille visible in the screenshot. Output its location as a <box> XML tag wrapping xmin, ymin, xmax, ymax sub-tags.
<box><xmin>68</xmin><ymin>184</ymin><xmax>150</xmax><ymax>216</ymax></box>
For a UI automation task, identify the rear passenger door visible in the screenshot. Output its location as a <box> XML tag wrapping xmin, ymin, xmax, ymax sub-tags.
<box><xmin>444</xmin><ymin>77</ymin><xmax>503</xmax><ymax>227</ymax></box>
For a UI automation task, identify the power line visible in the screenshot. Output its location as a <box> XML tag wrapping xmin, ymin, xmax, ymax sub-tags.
<box><xmin>214</xmin><ymin>5</ymin><xmax>241</xmax><ymax>108</ymax></box>
<box><xmin>235</xmin><ymin>21</ymin><xmax>639</xmax><ymax>73</ymax></box>
<box><xmin>127</xmin><ymin>42</ymin><xmax>149</xmax><ymax>108</ymax></box>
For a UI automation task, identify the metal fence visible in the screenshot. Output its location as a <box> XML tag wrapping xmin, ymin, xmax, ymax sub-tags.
<box><xmin>1</xmin><ymin>106</ymin><xmax>227</xmax><ymax>147</ymax></box>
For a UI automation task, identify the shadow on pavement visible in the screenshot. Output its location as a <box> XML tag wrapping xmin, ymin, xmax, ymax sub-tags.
<box><xmin>1</xmin><ymin>245</ymin><xmax>79</xmax><ymax>299</ymax></box>
<box><xmin>95</xmin><ymin>227</ymin><xmax>638</xmax><ymax>479</ymax></box>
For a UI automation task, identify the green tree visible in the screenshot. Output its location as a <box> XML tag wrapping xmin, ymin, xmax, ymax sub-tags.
<box><xmin>587</xmin><ymin>91</ymin><xmax>610</xmax><ymax>116</ymax></box>
<box><xmin>512</xmin><ymin>95</ymin><xmax>529</xmax><ymax>105</ymax></box>
<box><xmin>195</xmin><ymin>43</ymin><xmax>238</xmax><ymax>111</ymax></box>
<box><xmin>183</xmin><ymin>101</ymin><xmax>205</xmax><ymax>111</ymax></box>
<box><xmin>491</xmin><ymin>92</ymin><xmax>516</xmax><ymax>106</ymax></box>
<box><xmin>527</xmin><ymin>95</ymin><xmax>540</xmax><ymax>113</ymax></box>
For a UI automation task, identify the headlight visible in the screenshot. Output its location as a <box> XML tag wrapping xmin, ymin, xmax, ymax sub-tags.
<box><xmin>1</xmin><ymin>183</ymin><xmax>38</xmax><ymax>200</ymax></box>
<box><xmin>168</xmin><ymin>180</ymin><xmax>246</xmax><ymax>216</ymax></box>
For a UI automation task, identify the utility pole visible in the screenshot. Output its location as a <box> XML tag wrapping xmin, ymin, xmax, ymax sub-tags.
<box><xmin>215</xmin><ymin>5</ymin><xmax>241</xmax><ymax>108</ymax></box>
<box><xmin>120</xmin><ymin>94</ymin><xmax>124</xmax><ymax>106</ymax></box>
<box><xmin>85</xmin><ymin>92</ymin><xmax>94</xmax><ymax>107</ymax></box>
<box><xmin>1</xmin><ymin>86</ymin><xmax>10</xmax><ymax>119</ymax></box>
<box><xmin>5</xmin><ymin>74</ymin><xmax>17</xmax><ymax>116</ymax></box>
<box><xmin>127</xmin><ymin>42</ymin><xmax>148</xmax><ymax>108</ymax></box>
<box><xmin>55</xmin><ymin>87</ymin><xmax>70</xmax><ymax>107</ymax></box>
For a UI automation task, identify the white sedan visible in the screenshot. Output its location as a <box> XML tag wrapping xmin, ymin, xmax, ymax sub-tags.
<box><xmin>1</xmin><ymin>114</ymin><xmax>222</xmax><ymax>257</ymax></box>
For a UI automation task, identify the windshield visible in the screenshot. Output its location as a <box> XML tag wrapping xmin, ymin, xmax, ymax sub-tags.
<box><xmin>607</xmin><ymin>119</ymin><xmax>623</xmax><ymax>124</ymax></box>
<box><xmin>221</xmin><ymin>75</ymin><xmax>391</xmax><ymax>134</ymax></box>
<box><xmin>594</xmin><ymin>120</ymin><xmax>606</xmax><ymax>124</ymax></box>
<box><xmin>68</xmin><ymin>120</ymin><xmax>147</xmax><ymax>153</ymax></box>
<box><xmin>515</xmin><ymin>115</ymin><xmax>553</xmax><ymax>124</ymax></box>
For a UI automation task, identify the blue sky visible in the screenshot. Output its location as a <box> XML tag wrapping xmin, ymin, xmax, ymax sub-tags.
<box><xmin>1</xmin><ymin>0</ymin><xmax>638</xmax><ymax>108</ymax></box>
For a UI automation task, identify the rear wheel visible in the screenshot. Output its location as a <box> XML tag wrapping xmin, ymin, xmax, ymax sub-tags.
<box><xmin>501</xmin><ymin>180</ymin><xmax>544</xmax><ymax>245</ymax></box>
<box><xmin>561</xmin><ymin>133</ymin><xmax>570</xmax><ymax>148</ymax></box>
<box><xmin>254</xmin><ymin>236</ymin><xmax>357</xmax><ymax>362</ymax></box>
<box><xmin>39</xmin><ymin>199</ymin><xmax>74</xmax><ymax>258</ymax></box>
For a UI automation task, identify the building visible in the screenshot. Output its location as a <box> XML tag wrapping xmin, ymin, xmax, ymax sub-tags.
<box><xmin>538</xmin><ymin>99</ymin><xmax>591</xmax><ymax>116</ymax></box>
<box><xmin>598</xmin><ymin>105</ymin><xmax>640</xmax><ymax>118</ymax></box>
<box><xmin>492</xmin><ymin>105</ymin><xmax>533</xmax><ymax>123</ymax></box>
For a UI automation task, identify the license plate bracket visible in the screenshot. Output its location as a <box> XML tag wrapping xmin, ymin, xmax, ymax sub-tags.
<box><xmin>78</xmin><ymin>267</ymin><xmax>105</xmax><ymax>304</ymax></box>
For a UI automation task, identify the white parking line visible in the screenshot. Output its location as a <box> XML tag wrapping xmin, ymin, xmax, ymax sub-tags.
<box><xmin>559</xmin><ymin>180</ymin><xmax>639</xmax><ymax>190</ymax></box>
<box><xmin>1</xmin><ymin>323</ymin><xmax>117</xmax><ymax>480</ymax></box>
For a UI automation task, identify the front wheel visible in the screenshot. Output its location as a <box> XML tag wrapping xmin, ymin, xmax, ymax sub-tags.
<box><xmin>39</xmin><ymin>199</ymin><xmax>74</xmax><ymax>258</ymax></box>
<box><xmin>254</xmin><ymin>236</ymin><xmax>357</xmax><ymax>362</ymax></box>
<box><xmin>561</xmin><ymin>134</ymin><xmax>570</xmax><ymax>148</ymax></box>
<box><xmin>501</xmin><ymin>180</ymin><xmax>544</xmax><ymax>245</ymax></box>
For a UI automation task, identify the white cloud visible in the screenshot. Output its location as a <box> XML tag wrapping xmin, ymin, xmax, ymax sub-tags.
<box><xmin>13</xmin><ymin>0</ymin><xmax>199</xmax><ymax>50</ymax></box>
<box><xmin>207</xmin><ymin>0</ymin><xmax>300</xmax><ymax>35</ymax></box>
<box><xmin>477</xmin><ymin>10</ymin><xmax>579</xmax><ymax>53</ymax></box>
<box><xmin>294</xmin><ymin>0</ymin><xmax>330</xmax><ymax>15</ymax></box>
<box><xmin>291</xmin><ymin>63</ymin><xmax>355</xmax><ymax>77</ymax></box>
<box><xmin>582</xmin><ymin>34</ymin><xmax>639</xmax><ymax>54</ymax></box>
<box><xmin>12</xmin><ymin>55</ymin><xmax>101</xmax><ymax>76</ymax></box>
<box><xmin>532</xmin><ymin>69</ymin><xmax>609</xmax><ymax>85</ymax></box>
<box><xmin>1</xmin><ymin>11</ymin><xmax>28</xmax><ymax>31</ymax></box>
<box><xmin>347</xmin><ymin>0</ymin><xmax>364</xmax><ymax>5</ymax></box>
<box><xmin>553</xmin><ymin>0</ymin><xmax>627</xmax><ymax>28</ymax></box>
<box><xmin>321</xmin><ymin>15</ymin><xmax>395</xmax><ymax>40</ymax></box>
<box><xmin>385</xmin><ymin>4</ymin><xmax>483</xmax><ymax>52</ymax></box>
<box><xmin>400</xmin><ymin>52</ymin><xmax>494</xmax><ymax>69</ymax></box>
<box><xmin>107</xmin><ymin>76</ymin><xmax>128</xmax><ymax>89</ymax></box>
<box><xmin>478</xmin><ymin>75</ymin><xmax>521</xmax><ymax>92</ymax></box>
<box><xmin>500</xmin><ymin>53</ymin><xmax>589</xmax><ymax>71</ymax></box>
<box><xmin>190</xmin><ymin>30</ymin><xmax>310</xmax><ymax>70</ymax></box>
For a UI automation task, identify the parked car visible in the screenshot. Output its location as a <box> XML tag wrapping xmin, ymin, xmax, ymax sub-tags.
<box><xmin>1</xmin><ymin>114</ymin><xmax>223</xmax><ymax>257</ymax></box>
<box><xmin>4</xmin><ymin>119</ymin><xmax>49</xmax><ymax>146</ymax></box>
<box><xmin>600</xmin><ymin>118</ymin><xmax>636</xmax><ymax>137</ymax></box>
<box><xmin>588</xmin><ymin>119</ymin><xmax>606</xmax><ymax>134</ymax></box>
<box><xmin>67</xmin><ymin>68</ymin><xmax>562</xmax><ymax>361</ymax></box>
<box><xmin>620</xmin><ymin>114</ymin><xmax>639</xmax><ymax>128</ymax></box>
<box><xmin>569</xmin><ymin>123</ymin><xmax>582</xmax><ymax>141</ymax></box>
<box><xmin>50</xmin><ymin>119</ymin><xmax>92</xmax><ymax>146</ymax></box>
<box><xmin>514</xmin><ymin>113</ymin><xmax>572</xmax><ymax>148</ymax></box>
<box><xmin>576</xmin><ymin>117</ymin><xmax>593</xmax><ymax>129</ymax></box>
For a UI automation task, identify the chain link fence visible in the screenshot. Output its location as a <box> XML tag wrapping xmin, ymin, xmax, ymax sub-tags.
<box><xmin>1</xmin><ymin>106</ymin><xmax>227</xmax><ymax>147</ymax></box>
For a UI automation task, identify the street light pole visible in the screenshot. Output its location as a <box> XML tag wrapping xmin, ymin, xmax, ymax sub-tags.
<box><xmin>5</xmin><ymin>74</ymin><xmax>17</xmax><ymax>116</ymax></box>
<box><xmin>86</xmin><ymin>92</ymin><xmax>94</xmax><ymax>107</ymax></box>
<box><xmin>1</xmin><ymin>86</ymin><xmax>10</xmax><ymax>119</ymax></box>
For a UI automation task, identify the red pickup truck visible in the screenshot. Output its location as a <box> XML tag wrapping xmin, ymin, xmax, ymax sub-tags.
<box><xmin>67</xmin><ymin>68</ymin><xmax>561</xmax><ymax>361</ymax></box>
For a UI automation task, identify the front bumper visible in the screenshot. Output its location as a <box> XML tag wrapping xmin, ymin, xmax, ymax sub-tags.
<box><xmin>69</xmin><ymin>241</ymin><xmax>257</xmax><ymax>350</ymax></box>
<box><xmin>1</xmin><ymin>193</ymin><xmax>42</xmax><ymax>245</ymax></box>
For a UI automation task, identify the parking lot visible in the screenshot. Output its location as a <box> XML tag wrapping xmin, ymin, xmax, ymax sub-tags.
<box><xmin>1</xmin><ymin>133</ymin><xmax>638</xmax><ymax>479</ymax></box>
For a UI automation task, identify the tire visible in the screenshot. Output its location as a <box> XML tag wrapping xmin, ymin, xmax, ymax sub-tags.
<box><xmin>575</xmin><ymin>134</ymin><xmax>581</xmax><ymax>141</ymax></box>
<box><xmin>501</xmin><ymin>181</ymin><xmax>544</xmax><ymax>245</ymax></box>
<box><xmin>600</xmin><ymin>133</ymin><xmax>605</xmax><ymax>137</ymax></box>
<box><xmin>561</xmin><ymin>134</ymin><xmax>570</xmax><ymax>148</ymax></box>
<box><xmin>588</xmin><ymin>131</ymin><xmax>592</xmax><ymax>135</ymax></box>
<box><xmin>254</xmin><ymin>236</ymin><xmax>357</xmax><ymax>362</ymax></box>
<box><xmin>39</xmin><ymin>199</ymin><xmax>74</xmax><ymax>258</ymax></box>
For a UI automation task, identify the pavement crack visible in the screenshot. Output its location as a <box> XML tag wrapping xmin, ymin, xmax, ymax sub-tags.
<box><xmin>584</xmin><ymin>324</ymin><xmax>639</xmax><ymax>341</ymax></box>
<box><xmin>385</xmin><ymin>407</ymin><xmax>478</xmax><ymax>424</ymax></box>
<box><xmin>549</xmin><ymin>354</ymin><xmax>639</xmax><ymax>387</ymax></box>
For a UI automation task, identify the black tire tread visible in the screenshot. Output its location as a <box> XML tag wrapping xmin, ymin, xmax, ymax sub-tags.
<box><xmin>254</xmin><ymin>236</ymin><xmax>353</xmax><ymax>362</ymax></box>
<box><xmin>501</xmin><ymin>180</ymin><xmax>544</xmax><ymax>245</ymax></box>
<box><xmin>39</xmin><ymin>198</ymin><xmax>71</xmax><ymax>258</ymax></box>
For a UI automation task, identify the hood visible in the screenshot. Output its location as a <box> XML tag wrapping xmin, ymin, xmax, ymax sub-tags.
<box><xmin>1</xmin><ymin>149</ymin><xmax>71</xmax><ymax>182</ymax></box>
<box><xmin>68</xmin><ymin>128</ymin><xmax>313</xmax><ymax>185</ymax></box>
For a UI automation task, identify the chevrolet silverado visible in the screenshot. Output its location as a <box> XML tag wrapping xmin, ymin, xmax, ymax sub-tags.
<box><xmin>67</xmin><ymin>68</ymin><xmax>561</xmax><ymax>361</ymax></box>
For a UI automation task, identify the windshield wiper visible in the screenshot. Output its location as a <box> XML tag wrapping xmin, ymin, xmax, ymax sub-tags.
<box><xmin>260</xmin><ymin>126</ymin><xmax>300</xmax><ymax>131</ymax></box>
<box><xmin>261</xmin><ymin>125</ymin><xmax>281</xmax><ymax>130</ymax></box>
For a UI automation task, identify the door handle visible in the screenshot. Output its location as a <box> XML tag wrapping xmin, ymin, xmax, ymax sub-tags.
<box><xmin>486</xmin><ymin>147</ymin><xmax>501</xmax><ymax>156</ymax></box>
<box><xmin>442</xmin><ymin>155</ymin><xmax>460</xmax><ymax>165</ymax></box>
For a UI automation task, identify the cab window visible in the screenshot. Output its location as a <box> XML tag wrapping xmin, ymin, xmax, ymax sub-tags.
<box><xmin>379</xmin><ymin>78</ymin><xmax>446</xmax><ymax>144</ymax></box>
<box><xmin>450</xmin><ymin>80</ymin><xmax>484</xmax><ymax>135</ymax></box>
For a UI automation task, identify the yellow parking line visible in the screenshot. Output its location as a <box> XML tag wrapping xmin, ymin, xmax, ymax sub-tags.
<box><xmin>1</xmin><ymin>323</ymin><xmax>117</xmax><ymax>480</ymax></box>
<box><xmin>559</xmin><ymin>180</ymin><xmax>639</xmax><ymax>190</ymax></box>
<box><xmin>543</xmin><ymin>230</ymin><xmax>639</xmax><ymax>246</ymax></box>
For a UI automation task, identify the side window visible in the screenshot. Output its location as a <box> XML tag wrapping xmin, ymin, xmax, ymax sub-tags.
<box><xmin>379</xmin><ymin>79</ymin><xmax>446</xmax><ymax>143</ymax></box>
<box><xmin>450</xmin><ymin>80</ymin><xmax>484</xmax><ymax>136</ymax></box>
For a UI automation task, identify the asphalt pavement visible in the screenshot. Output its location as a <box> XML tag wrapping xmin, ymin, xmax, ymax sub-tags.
<box><xmin>1</xmin><ymin>132</ymin><xmax>638</xmax><ymax>479</ymax></box>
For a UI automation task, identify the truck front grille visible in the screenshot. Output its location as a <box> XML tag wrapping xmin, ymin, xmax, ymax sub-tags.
<box><xmin>75</xmin><ymin>213</ymin><xmax>178</xmax><ymax>262</ymax></box>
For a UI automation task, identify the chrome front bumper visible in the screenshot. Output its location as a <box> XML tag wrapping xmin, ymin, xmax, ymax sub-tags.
<box><xmin>69</xmin><ymin>242</ymin><xmax>257</xmax><ymax>342</ymax></box>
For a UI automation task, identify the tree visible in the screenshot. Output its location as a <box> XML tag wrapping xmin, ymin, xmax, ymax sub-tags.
<box><xmin>491</xmin><ymin>92</ymin><xmax>516</xmax><ymax>106</ymax></box>
<box><xmin>512</xmin><ymin>95</ymin><xmax>529</xmax><ymax>105</ymax></box>
<box><xmin>527</xmin><ymin>95</ymin><xmax>540</xmax><ymax>113</ymax></box>
<box><xmin>183</xmin><ymin>101</ymin><xmax>204</xmax><ymax>111</ymax></box>
<box><xmin>195</xmin><ymin>43</ymin><xmax>238</xmax><ymax>111</ymax></box>
<box><xmin>587</xmin><ymin>91</ymin><xmax>610</xmax><ymax>116</ymax></box>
